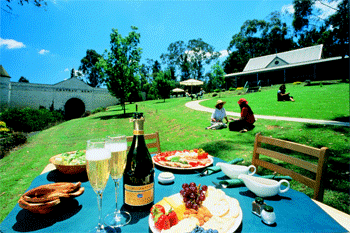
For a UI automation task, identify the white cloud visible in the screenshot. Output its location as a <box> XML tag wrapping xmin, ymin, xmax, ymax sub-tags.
<box><xmin>219</xmin><ymin>50</ymin><xmax>229</xmax><ymax>58</ymax></box>
<box><xmin>39</xmin><ymin>49</ymin><xmax>50</xmax><ymax>55</ymax></box>
<box><xmin>314</xmin><ymin>0</ymin><xmax>340</xmax><ymax>20</ymax></box>
<box><xmin>0</xmin><ymin>38</ymin><xmax>26</xmax><ymax>49</ymax></box>
<box><xmin>74</xmin><ymin>70</ymin><xmax>83</xmax><ymax>76</ymax></box>
<box><xmin>281</xmin><ymin>0</ymin><xmax>340</xmax><ymax>19</ymax></box>
<box><xmin>64</xmin><ymin>68</ymin><xmax>82</xmax><ymax>77</ymax></box>
<box><xmin>281</xmin><ymin>4</ymin><xmax>294</xmax><ymax>15</ymax></box>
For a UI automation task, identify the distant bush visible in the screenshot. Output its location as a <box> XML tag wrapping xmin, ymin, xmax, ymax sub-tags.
<box><xmin>236</xmin><ymin>87</ymin><xmax>244</xmax><ymax>90</ymax></box>
<box><xmin>293</xmin><ymin>81</ymin><xmax>302</xmax><ymax>85</ymax></box>
<box><xmin>81</xmin><ymin>111</ymin><xmax>91</xmax><ymax>118</ymax></box>
<box><xmin>229</xmin><ymin>87</ymin><xmax>236</xmax><ymax>91</ymax></box>
<box><xmin>0</xmin><ymin>131</ymin><xmax>27</xmax><ymax>159</ymax></box>
<box><xmin>214</xmin><ymin>89</ymin><xmax>221</xmax><ymax>93</ymax></box>
<box><xmin>0</xmin><ymin>108</ymin><xmax>64</xmax><ymax>133</ymax></box>
<box><xmin>91</xmin><ymin>107</ymin><xmax>107</xmax><ymax>115</ymax></box>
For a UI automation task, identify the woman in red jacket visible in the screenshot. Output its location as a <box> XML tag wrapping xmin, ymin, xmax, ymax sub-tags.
<box><xmin>229</xmin><ymin>98</ymin><xmax>255</xmax><ymax>133</ymax></box>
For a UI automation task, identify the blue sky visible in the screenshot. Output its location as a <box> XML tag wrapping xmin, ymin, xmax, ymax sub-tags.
<box><xmin>1</xmin><ymin>0</ymin><xmax>340</xmax><ymax>85</ymax></box>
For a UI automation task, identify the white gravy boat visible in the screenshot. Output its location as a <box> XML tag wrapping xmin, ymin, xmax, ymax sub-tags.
<box><xmin>238</xmin><ymin>174</ymin><xmax>290</xmax><ymax>197</ymax></box>
<box><xmin>216</xmin><ymin>162</ymin><xmax>256</xmax><ymax>179</ymax></box>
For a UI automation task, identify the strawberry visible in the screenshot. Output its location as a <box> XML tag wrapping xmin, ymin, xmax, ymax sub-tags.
<box><xmin>167</xmin><ymin>209</ymin><xmax>179</xmax><ymax>227</ymax></box>
<box><xmin>150</xmin><ymin>204</ymin><xmax>165</xmax><ymax>219</ymax></box>
<box><xmin>154</xmin><ymin>214</ymin><xmax>170</xmax><ymax>230</ymax></box>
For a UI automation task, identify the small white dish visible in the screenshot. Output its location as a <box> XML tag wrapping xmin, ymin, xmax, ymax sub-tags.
<box><xmin>216</xmin><ymin>162</ymin><xmax>256</xmax><ymax>179</ymax></box>
<box><xmin>158</xmin><ymin>172</ymin><xmax>175</xmax><ymax>184</ymax></box>
<box><xmin>238</xmin><ymin>174</ymin><xmax>290</xmax><ymax>197</ymax></box>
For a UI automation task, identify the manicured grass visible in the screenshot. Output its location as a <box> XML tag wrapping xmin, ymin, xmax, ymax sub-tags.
<box><xmin>202</xmin><ymin>83</ymin><xmax>349</xmax><ymax>121</ymax></box>
<box><xmin>0</xmin><ymin>83</ymin><xmax>349</xmax><ymax>222</ymax></box>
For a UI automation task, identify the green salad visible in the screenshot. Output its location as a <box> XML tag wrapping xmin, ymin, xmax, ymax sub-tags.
<box><xmin>54</xmin><ymin>150</ymin><xmax>86</xmax><ymax>165</ymax></box>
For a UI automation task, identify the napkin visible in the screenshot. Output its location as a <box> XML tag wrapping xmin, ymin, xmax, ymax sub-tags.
<box><xmin>199</xmin><ymin>158</ymin><xmax>244</xmax><ymax>176</ymax></box>
<box><xmin>219</xmin><ymin>175</ymin><xmax>292</xmax><ymax>188</ymax></box>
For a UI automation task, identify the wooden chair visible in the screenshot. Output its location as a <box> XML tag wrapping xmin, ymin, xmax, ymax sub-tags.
<box><xmin>126</xmin><ymin>132</ymin><xmax>161</xmax><ymax>154</ymax></box>
<box><xmin>252</xmin><ymin>133</ymin><xmax>328</xmax><ymax>202</ymax></box>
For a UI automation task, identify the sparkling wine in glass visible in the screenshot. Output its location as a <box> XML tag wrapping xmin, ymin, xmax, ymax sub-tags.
<box><xmin>104</xmin><ymin>135</ymin><xmax>131</xmax><ymax>228</ymax></box>
<box><xmin>86</xmin><ymin>139</ymin><xmax>111</xmax><ymax>233</ymax></box>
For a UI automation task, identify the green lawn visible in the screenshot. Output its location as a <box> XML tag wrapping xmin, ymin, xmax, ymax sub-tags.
<box><xmin>0</xmin><ymin>83</ymin><xmax>349</xmax><ymax>222</ymax></box>
<box><xmin>201</xmin><ymin>83</ymin><xmax>349</xmax><ymax>121</ymax></box>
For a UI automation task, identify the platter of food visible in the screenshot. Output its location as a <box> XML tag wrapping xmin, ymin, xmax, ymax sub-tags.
<box><xmin>152</xmin><ymin>149</ymin><xmax>213</xmax><ymax>170</ymax></box>
<box><xmin>149</xmin><ymin>183</ymin><xmax>242</xmax><ymax>233</ymax></box>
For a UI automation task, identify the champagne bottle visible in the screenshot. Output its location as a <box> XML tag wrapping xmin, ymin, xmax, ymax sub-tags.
<box><xmin>123</xmin><ymin>112</ymin><xmax>155</xmax><ymax>211</ymax></box>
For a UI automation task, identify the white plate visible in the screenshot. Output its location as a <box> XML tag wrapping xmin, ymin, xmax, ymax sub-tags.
<box><xmin>148</xmin><ymin>206</ymin><xmax>243</xmax><ymax>233</ymax></box>
<box><xmin>153</xmin><ymin>155</ymin><xmax>214</xmax><ymax>171</ymax></box>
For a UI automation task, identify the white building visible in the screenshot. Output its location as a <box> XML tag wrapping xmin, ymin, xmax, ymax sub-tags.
<box><xmin>225</xmin><ymin>44</ymin><xmax>349</xmax><ymax>87</ymax></box>
<box><xmin>0</xmin><ymin>65</ymin><xmax>118</xmax><ymax>119</ymax></box>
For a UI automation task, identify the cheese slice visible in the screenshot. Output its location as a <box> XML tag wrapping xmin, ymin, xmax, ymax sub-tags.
<box><xmin>163</xmin><ymin>193</ymin><xmax>186</xmax><ymax>220</ymax></box>
<box><xmin>224</xmin><ymin>196</ymin><xmax>239</xmax><ymax>219</ymax></box>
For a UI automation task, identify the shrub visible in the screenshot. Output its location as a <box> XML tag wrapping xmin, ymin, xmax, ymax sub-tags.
<box><xmin>91</xmin><ymin>107</ymin><xmax>107</xmax><ymax>114</ymax></box>
<box><xmin>82</xmin><ymin>111</ymin><xmax>91</xmax><ymax>118</ymax></box>
<box><xmin>214</xmin><ymin>89</ymin><xmax>221</xmax><ymax>93</ymax></box>
<box><xmin>229</xmin><ymin>87</ymin><xmax>236</xmax><ymax>91</ymax></box>
<box><xmin>0</xmin><ymin>131</ymin><xmax>27</xmax><ymax>159</ymax></box>
<box><xmin>237</xmin><ymin>87</ymin><xmax>244</xmax><ymax>90</ymax></box>
<box><xmin>0</xmin><ymin>108</ymin><xmax>64</xmax><ymax>133</ymax></box>
<box><xmin>293</xmin><ymin>81</ymin><xmax>302</xmax><ymax>85</ymax></box>
<box><xmin>0</xmin><ymin>121</ymin><xmax>6</xmax><ymax>128</ymax></box>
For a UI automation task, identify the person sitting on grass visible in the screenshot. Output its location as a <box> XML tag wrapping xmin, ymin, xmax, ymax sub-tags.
<box><xmin>229</xmin><ymin>98</ymin><xmax>255</xmax><ymax>133</ymax></box>
<box><xmin>206</xmin><ymin>100</ymin><xmax>229</xmax><ymax>130</ymax></box>
<box><xmin>277</xmin><ymin>84</ymin><xmax>295</xmax><ymax>101</ymax></box>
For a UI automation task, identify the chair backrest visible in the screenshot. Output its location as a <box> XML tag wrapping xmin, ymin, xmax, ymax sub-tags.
<box><xmin>126</xmin><ymin>132</ymin><xmax>161</xmax><ymax>154</ymax></box>
<box><xmin>252</xmin><ymin>133</ymin><xmax>328</xmax><ymax>202</ymax></box>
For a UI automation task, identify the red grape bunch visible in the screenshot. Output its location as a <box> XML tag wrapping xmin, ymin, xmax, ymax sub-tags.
<box><xmin>180</xmin><ymin>182</ymin><xmax>208</xmax><ymax>211</ymax></box>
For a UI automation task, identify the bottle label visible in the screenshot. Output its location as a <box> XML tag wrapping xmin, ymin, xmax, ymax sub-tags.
<box><xmin>133</xmin><ymin>130</ymin><xmax>144</xmax><ymax>135</ymax></box>
<box><xmin>125</xmin><ymin>183</ymin><xmax>154</xmax><ymax>206</ymax></box>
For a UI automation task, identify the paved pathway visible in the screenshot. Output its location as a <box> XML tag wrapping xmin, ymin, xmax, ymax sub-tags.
<box><xmin>185</xmin><ymin>99</ymin><xmax>350</xmax><ymax>127</ymax></box>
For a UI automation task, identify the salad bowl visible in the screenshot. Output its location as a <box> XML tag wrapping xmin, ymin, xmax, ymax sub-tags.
<box><xmin>49</xmin><ymin>150</ymin><xmax>86</xmax><ymax>175</ymax></box>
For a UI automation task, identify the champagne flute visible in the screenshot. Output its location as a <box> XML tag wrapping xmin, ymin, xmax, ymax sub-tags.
<box><xmin>86</xmin><ymin>139</ymin><xmax>111</xmax><ymax>233</ymax></box>
<box><xmin>104</xmin><ymin>135</ymin><xmax>131</xmax><ymax>227</ymax></box>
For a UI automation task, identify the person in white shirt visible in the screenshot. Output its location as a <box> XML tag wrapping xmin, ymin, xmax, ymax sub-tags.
<box><xmin>206</xmin><ymin>100</ymin><xmax>229</xmax><ymax>130</ymax></box>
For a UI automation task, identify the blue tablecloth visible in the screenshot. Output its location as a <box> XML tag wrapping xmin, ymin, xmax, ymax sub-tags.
<box><xmin>0</xmin><ymin>157</ymin><xmax>347</xmax><ymax>233</ymax></box>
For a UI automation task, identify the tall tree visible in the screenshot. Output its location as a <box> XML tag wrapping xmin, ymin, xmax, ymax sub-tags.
<box><xmin>18</xmin><ymin>76</ymin><xmax>29</xmax><ymax>83</ymax></box>
<box><xmin>97</xmin><ymin>26</ymin><xmax>142</xmax><ymax>114</ymax></box>
<box><xmin>161</xmin><ymin>39</ymin><xmax>219</xmax><ymax>80</ymax></box>
<box><xmin>225</xmin><ymin>16</ymin><xmax>295</xmax><ymax>74</ymax></box>
<box><xmin>186</xmin><ymin>38</ymin><xmax>220</xmax><ymax>80</ymax></box>
<box><xmin>210</xmin><ymin>61</ymin><xmax>225</xmax><ymax>90</ymax></box>
<box><xmin>70</xmin><ymin>68</ymin><xmax>76</xmax><ymax>78</ymax></box>
<box><xmin>326</xmin><ymin>0</ymin><xmax>349</xmax><ymax>58</ymax></box>
<box><xmin>292</xmin><ymin>0</ymin><xmax>313</xmax><ymax>33</ymax></box>
<box><xmin>152</xmin><ymin>60</ymin><xmax>161</xmax><ymax>75</ymax></box>
<box><xmin>152</xmin><ymin>69</ymin><xmax>174</xmax><ymax>102</ymax></box>
<box><xmin>79</xmin><ymin>49</ymin><xmax>103</xmax><ymax>87</ymax></box>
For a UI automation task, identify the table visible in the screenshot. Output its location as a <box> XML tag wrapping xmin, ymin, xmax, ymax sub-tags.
<box><xmin>0</xmin><ymin>157</ymin><xmax>347</xmax><ymax>233</ymax></box>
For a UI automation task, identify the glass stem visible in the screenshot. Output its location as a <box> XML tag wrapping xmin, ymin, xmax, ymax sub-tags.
<box><xmin>97</xmin><ymin>191</ymin><xmax>104</xmax><ymax>231</ymax></box>
<box><xmin>114</xmin><ymin>179</ymin><xmax>120</xmax><ymax>214</ymax></box>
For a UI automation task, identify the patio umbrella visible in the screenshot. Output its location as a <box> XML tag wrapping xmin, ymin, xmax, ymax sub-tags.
<box><xmin>172</xmin><ymin>88</ymin><xmax>185</xmax><ymax>93</ymax></box>
<box><xmin>180</xmin><ymin>79</ymin><xmax>203</xmax><ymax>94</ymax></box>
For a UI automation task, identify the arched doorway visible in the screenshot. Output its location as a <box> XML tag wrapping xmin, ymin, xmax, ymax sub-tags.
<box><xmin>64</xmin><ymin>98</ymin><xmax>85</xmax><ymax>120</ymax></box>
